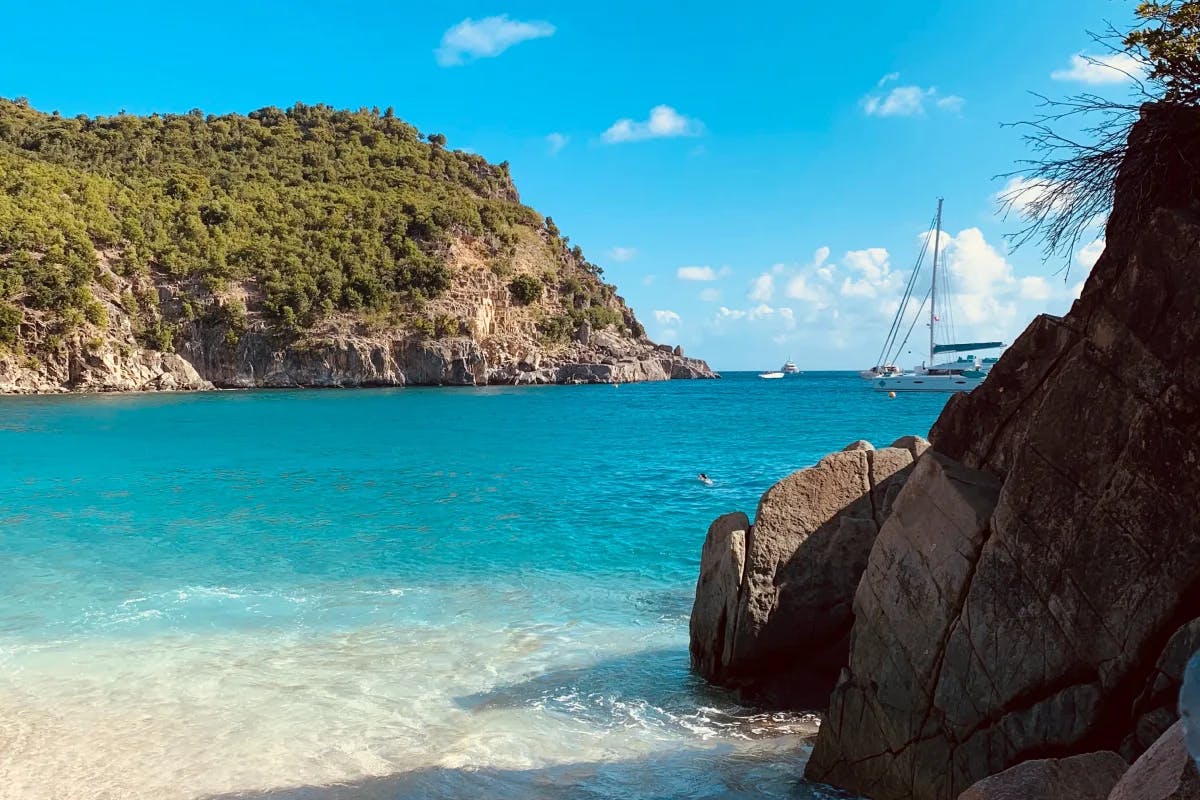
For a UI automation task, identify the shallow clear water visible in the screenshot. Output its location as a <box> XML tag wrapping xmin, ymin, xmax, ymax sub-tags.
<box><xmin>0</xmin><ymin>372</ymin><xmax>947</xmax><ymax>799</ymax></box>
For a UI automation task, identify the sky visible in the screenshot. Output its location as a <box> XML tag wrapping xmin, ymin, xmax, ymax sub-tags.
<box><xmin>0</xmin><ymin>0</ymin><xmax>1145</xmax><ymax>370</ymax></box>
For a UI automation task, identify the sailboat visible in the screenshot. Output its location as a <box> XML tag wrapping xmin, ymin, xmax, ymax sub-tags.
<box><xmin>871</xmin><ymin>199</ymin><xmax>1003</xmax><ymax>394</ymax></box>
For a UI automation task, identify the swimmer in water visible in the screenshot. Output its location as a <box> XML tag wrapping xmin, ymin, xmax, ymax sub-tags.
<box><xmin>698</xmin><ymin>473</ymin><xmax>713</xmax><ymax>485</ymax></box>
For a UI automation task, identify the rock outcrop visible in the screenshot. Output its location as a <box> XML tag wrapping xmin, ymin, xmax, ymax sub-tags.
<box><xmin>1108</xmin><ymin>721</ymin><xmax>1200</xmax><ymax>800</ymax></box>
<box><xmin>0</xmin><ymin>241</ymin><xmax>716</xmax><ymax>393</ymax></box>
<box><xmin>689</xmin><ymin>437</ymin><xmax>928</xmax><ymax>708</ymax></box>
<box><xmin>956</xmin><ymin>752</ymin><xmax>1128</xmax><ymax>800</ymax></box>
<box><xmin>805</xmin><ymin>103</ymin><xmax>1200</xmax><ymax>799</ymax></box>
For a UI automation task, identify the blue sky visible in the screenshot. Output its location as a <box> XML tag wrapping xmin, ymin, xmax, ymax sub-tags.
<box><xmin>0</xmin><ymin>1</ymin><xmax>1142</xmax><ymax>369</ymax></box>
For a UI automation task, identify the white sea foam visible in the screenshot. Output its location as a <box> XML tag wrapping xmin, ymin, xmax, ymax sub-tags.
<box><xmin>0</xmin><ymin>620</ymin><xmax>815</xmax><ymax>799</ymax></box>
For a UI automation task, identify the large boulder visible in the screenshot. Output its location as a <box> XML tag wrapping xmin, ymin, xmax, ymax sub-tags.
<box><xmin>1108</xmin><ymin>721</ymin><xmax>1200</xmax><ymax>800</ymax></box>
<box><xmin>689</xmin><ymin>513</ymin><xmax>749</xmax><ymax>679</ymax></box>
<box><xmin>807</xmin><ymin>451</ymin><xmax>1003</xmax><ymax>796</ymax></box>
<box><xmin>807</xmin><ymin>103</ymin><xmax>1200</xmax><ymax>799</ymax></box>
<box><xmin>1126</xmin><ymin>620</ymin><xmax>1200</xmax><ymax>758</ymax></box>
<box><xmin>689</xmin><ymin>438</ymin><xmax>925</xmax><ymax>708</ymax></box>
<box><xmin>956</xmin><ymin>752</ymin><xmax>1127</xmax><ymax>800</ymax></box>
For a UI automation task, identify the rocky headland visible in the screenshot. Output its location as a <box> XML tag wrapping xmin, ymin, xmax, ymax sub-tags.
<box><xmin>0</xmin><ymin>99</ymin><xmax>714</xmax><ymax>393</ymax></box>
<box><xmin>0</xmin><ymin>252</ymin><xmax>714</xmax><ymax>393</ymax></box>
<box><xmin>690</xmin><ymin>102</ymin><xmax>1200</xmax><ymax>799</ymax></box>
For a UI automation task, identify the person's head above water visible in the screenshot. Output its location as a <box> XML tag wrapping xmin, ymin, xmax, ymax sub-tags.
<box><xmin>699</xmin><ymin>473</ymin><xmax>709</xmax><ymax>480</ymax></box>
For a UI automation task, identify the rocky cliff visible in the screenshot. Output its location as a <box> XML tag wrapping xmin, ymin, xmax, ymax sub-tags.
<box><xmin>0</xmin><ymin>235</ymin><xmax>714</xmax><ymax>393</ymax></box>
<box><xmin>805</xmin><ymin>101</ymin><xmax>1200</xmax><ymax>800</ymax></box>
<box><xmin>0</xmin><ymin>99</ymin><xmax>715</xmax><ymax>392</ymax></box>
<box><xmin>689</xmin><ymin>103</ymin><xmax>1200</xmax><ymax>800</ymax></box>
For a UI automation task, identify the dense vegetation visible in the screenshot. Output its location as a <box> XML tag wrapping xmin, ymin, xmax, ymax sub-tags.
<box><xmin>0</xmin><ymin>98</ymin><xmax>625</xmax><ymax>351</ymax></box>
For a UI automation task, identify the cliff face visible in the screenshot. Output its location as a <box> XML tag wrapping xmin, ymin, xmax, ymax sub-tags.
<box><xmin>0</xmin><ymin>232</ymin><xmax>713</xmax><ymax>392</ymax></box>
<box><xmin>0</xmin><ymin>99</ymin><xmax>715</xmax><ymax>392</ymax></box>
<box><xmin>804</xmin><ymin>103</ymin><xmax>1200</xmax><ymax>799</ymax></box>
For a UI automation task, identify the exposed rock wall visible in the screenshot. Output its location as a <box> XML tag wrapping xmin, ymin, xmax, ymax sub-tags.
<box><xmin>0</xmin><ymin>236</ymin><xmax>716</xmax><ymax>393</ymax></box>
<box><xmin>806</xmin><ymin>103</ymin><xmax>1200</xmax><ymax>800</ymax></box>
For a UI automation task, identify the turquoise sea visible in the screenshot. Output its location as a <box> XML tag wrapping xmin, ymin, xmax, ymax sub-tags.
<box><xmin>0</xmin><ymin>372</ymin><xmax>948</xmax><ymax>800</ymax></box>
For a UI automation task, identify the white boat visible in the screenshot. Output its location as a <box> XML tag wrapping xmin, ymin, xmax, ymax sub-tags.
<box><xmin>859</xmin><ymin>364</ymin><xmax>902</xmax><ymax>379</ymax></box>
<box><xmin>759</xmin><ymin>371</ymin><xmax>785</xmax><ymax>379</ymax></box>
<box><xmin>872</xmin><ymin>199</ymin><xmax>1003</xmax><ymax>394</ymax></box>
<box><xmin>781</xmin><ymin>359</ymin><xmax>799</xmax><ymax>374</ymax></box>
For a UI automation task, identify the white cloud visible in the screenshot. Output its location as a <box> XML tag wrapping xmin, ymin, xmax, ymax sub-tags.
<box><xmin>748</xmin><ymin>273</ymin><xmax>774</xmax><ymax>302</ymax></box>
<box><xmin>844</xmin><ymin>248</ymin><xmax>890</xmax><ymax>281</ymax></box>
<box><xmin>939</xmin><ymin>228</ymin><xmax>1013</xmax><ymax>297</ymax></box>
<box><xmin>609</xmin><ymin>246</ymin><xmax>637</xmax><ymax>262</ymax></box>
<box><xmin>1051</xmin><ymin>52</ymin><xmax>1144</xmax><ymax>85</ymax></box>
<box><xmin>709</xmin><ymin>302</ymin><xmax>798</xmax><ymax>334</ymax></box>
<box><xmin>864</xmin><ymin>86</ymin><xmax>930</xmax><ymax>116</ymax></box>
<box><xmin>840</xmin><ymin>247</ymin><xmax>902</xmax><ymax>299</ymax></box>
<box><xmin>546</xmin><ymin>132</ymin><xmax>569</xmax><ymax>155</ymax></box>
<box><xmin>934</xmin><ymin>227</ymin><xmax>1019</xmax><ymax>331</ymax></box>
<box><xmin>698</xmin><ymin>228</ymin><xmax>1078</xmax><ymax>368</ymax></box>
<box><xmin>654</xmin><ymin>309</ymin><xmax>681</xmax><ymax>326</ymax></box>
<box><xmin>602</xmin><ymin>105</ymin><xmax>704</xmax><ymax>143</ymax></box>
<box><xmin>786</xmin><ymin>275</ymin><xmax>828</xmax><ymax>304</ymax></box>
<box><xmin>784</xmin><ymin>247</ymin><xmax>834</xmax><ymax>303</ymax></box>
<box><xmin>863</xmin><ymin>76</ymin><xmax>964</xmax><ymax>117</ymax></box>
<box><xmin>677</xmin><ymin>265</ymin><xmax>717</xmax><ymax>281</ymax></box>
<box><xmin>716</xmin><ymin>306</ymin><xmax>746</xmax><ymax>321</ymax></box>
<box><xmin>435</xmin><ymin>15</ymin><xmax>555</xmax><ymax>66</ymax></box>
<box><xmin>936</xmin><ymin>95</ymin><xmax>965</xmax><ymax>113</ymax></box>
<box><xmin>1019</xmin><ymin>276</ymin><xmax>1052</xmax><ymax>301</ymax></box>
<box><xmin>997</xmin><ymin>176</ymin><xmax>1071</xmax><ymax>218</ymax></box>
<box><xmin>1076</xmin><ymin>237</ymin><xmax>1105</xmax><ymax>271</ymax></box>
<box><xmin>641</xmin><ymin>275</ymin><xmax>656</xmax><ymax>286</ymax></box>
<box><xmin>699</xmin><ymin>288</ymin><xmax>721</xmax><ymax>302</ymax></box>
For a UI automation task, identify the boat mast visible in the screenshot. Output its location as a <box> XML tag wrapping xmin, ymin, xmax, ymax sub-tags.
<box><xmin>929</xmin><ymin>197</ymin><xmax>943</xmax><ymax>367</ymax></box>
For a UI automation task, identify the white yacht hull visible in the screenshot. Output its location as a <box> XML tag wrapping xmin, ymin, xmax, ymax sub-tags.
<box><xmin>860</xmin><ymin>368</ymin><xmax>902</xmax><ymax>380</ymax></box>
<box><xmin>871</xmin><ymin>373</ymin><xmax>983</xmax><ymax>393</ymax></box>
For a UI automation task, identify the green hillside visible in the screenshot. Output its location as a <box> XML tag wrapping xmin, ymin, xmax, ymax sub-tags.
<box><xmin>0</xmin><ymin>97</ymin><xmax>630</xmax><ymax>353</ymax></box>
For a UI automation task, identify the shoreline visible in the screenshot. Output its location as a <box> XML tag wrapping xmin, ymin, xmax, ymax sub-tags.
<box><xmin>0</xmin><ymin>371</ymin><xmax>722</xmax><ymax>397</ymax></box>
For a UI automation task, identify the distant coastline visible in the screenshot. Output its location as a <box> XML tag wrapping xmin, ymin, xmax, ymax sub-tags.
<box><xmin>0</xmin><ymin>99</ymin><xmax>715</xmax><ymax>394</ymax></box>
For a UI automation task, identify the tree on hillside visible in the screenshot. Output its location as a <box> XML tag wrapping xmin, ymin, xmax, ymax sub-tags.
<box><xmin>1000</xmin><ymin>1</ymin><xmax>1200</xmax><ymax>269</ymax></box>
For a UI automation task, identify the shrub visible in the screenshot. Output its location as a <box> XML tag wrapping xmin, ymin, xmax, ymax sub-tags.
<box><xmin>433</xmin><ymin>313</ymin><xmax>461</xmax><ymax>338</ymax></box>
<box><xmin>508</xmin><ymin>274</ymin><xmax>543</xmax><ymax>305</ymax></box>
<box><xmin>410</xmin><ymin>315</ymin><xmax>435</xmax><ymax>338</ymax></box>
<box><xmin>0</xmin><ymin>301</ymin><xmax>21</xmax><ymax>346</ymax></box>
<box><xmin>83</xmin><ymin>297</ymin><xmax>108</xmax><ymax>327</ymax></box>
<box><xmin>584</xmin><ymin>304</ymin><xmax>622</xmax><ymax>330</ymax></box>
<box><xmin>538</xmin><ymin>313</ymin><xmax>574</xmax><ymax>343</ymax></box>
